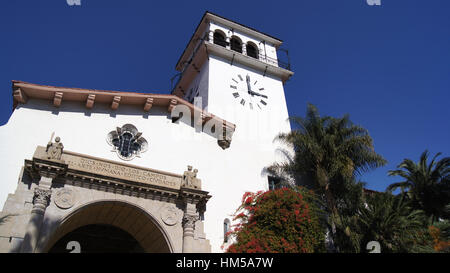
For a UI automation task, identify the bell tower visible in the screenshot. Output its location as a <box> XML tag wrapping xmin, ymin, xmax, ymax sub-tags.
<box><xmin>172</xmin><ymin>12</ymin><xmax>294</xmax><ymax>134</ymax></box>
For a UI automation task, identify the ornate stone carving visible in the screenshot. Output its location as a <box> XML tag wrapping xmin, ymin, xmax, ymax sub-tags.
<box><xmin>160</xmin><ymin>205</ymin><xmax>179</xmax><ymax>226</ymax></box>
<box><xmin>182</xmin><ymin>166</ymin><xmax>201</xmax><ymax>189</ymax></box>
<box><xmin>46</xmin><ymin>136</ymin><xmax>64</xmax><ymax>161</ymax></box>
<box><xmin>217</xmin><ymin>139</ymin><xmax>231</xmax><ymax>150</ymax></box>
<box><xmin>182</xmin><ymin>214</ymin><xmax>199</xmax><ymax>237</ymax></box>
<box><xmin>54</xmin><ymin>188</ymin><xmax>76</xmax><ymax>209</ymax></box>
<box><xmin>107</xmin><ymin>124</ymin><xmax>148</xmax><ymax>161</ymax></box>
<box><xmin>32</xmin><ymin>187</ymin><xmax>52</xmax><ymax>214</ymax></box>
<box><xmin>217</xmin><ymin>123</ymin><xmax>233</xmax><ymax>150</ymax></box>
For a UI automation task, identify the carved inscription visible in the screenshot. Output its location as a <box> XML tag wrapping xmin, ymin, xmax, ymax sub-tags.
<box><xmin>64</xmin><ymin>156</ymin><xmax>181</xmax><ymax>189</ymax></box>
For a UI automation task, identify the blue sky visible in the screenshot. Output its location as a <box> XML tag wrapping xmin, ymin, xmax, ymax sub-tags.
<box><xmin>1</xmin><ymin>0</ymin><xmax>449</xmax><ymax>192</ymax></box>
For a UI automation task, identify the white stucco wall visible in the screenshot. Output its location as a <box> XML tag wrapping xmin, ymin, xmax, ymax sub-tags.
<box><xmin>183</xmin><ymin>61</ymin><xmax>209</xmax><ymax>109</ymax></box>
<box><xmin>0</xmin><ymin>84</ymin><xmax>291</xmax><ymax>253</ymax></box>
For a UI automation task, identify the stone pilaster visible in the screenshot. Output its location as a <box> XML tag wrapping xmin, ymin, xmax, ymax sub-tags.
<box><xmin>20</xmin><ymin>183</ymin><xmax>52</xmax><ymax>253</ymax></box>
<box><xmin>182</xmin><ymin>203</ymin><xmax>199</xmax><ymax>253</ymax></box>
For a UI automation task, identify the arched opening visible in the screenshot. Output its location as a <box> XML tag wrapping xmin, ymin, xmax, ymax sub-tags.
<box><xmin>213</xmin><ymin>30</ymin><xmax>227</xmax><ymax>47</ymax></box>
<box><xmin>48</xmin><ymin>224</ymin><xmax>145</xmax><ymax>253</ymax></box>
<box><xmin>43</xmin><ymin>201</ymin><xmax>172</xmax><ymax>253</ymax></box>
<box><xmin>246</xmin><ymin>42</ymin><xmax>259</xmax><ymax>59</ymax></box>
<box><xmin>230</xmin><ymin>36</ymin><xmax>242</xmax><ymax>53</ymax></box>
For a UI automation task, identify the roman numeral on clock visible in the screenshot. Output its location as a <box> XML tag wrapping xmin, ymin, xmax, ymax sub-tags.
<box><xmin>233</xmin><ymin>92</ymin><xmax>240</xmax><ymax>98</ymax></box>
<box><xmin>230</xmin><ymin>85</ymin><xmax>237</xmax><ymax>89</ymax></box>
<box><xmin>240</xmin><ymin>99</ymin><xmax>245</xmax><ymax>106</ymax></box>
<box><xmin>260</xmin><ymin>100</ymin><xmax>267</xmax><ymax>105</ymax></box>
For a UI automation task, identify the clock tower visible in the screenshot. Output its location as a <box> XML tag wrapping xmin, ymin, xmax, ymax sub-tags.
<box><xmin>172</xmin><ymin>12</ymin><xmax>294</xmax><ymax>251</ymax></box>
<box><xmin>172</xmin><ymin>12</ymin><xmax>293</xmax><ymax>143</ymax></box>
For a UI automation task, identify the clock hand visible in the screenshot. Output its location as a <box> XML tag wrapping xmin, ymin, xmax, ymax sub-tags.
<box><xmin>249</xmin><ymin>90</ymin><xmax>268</xmax><ymax>99</ymax></box>
<box><xmin>246</xmin><ymin>75</ymin><xmax>252</xmax><ymax>93</ymax></box>
<box><xmin>257</xmin><ymin>93</ymin><xmax>267</xmax><ymax>98</ymax></box>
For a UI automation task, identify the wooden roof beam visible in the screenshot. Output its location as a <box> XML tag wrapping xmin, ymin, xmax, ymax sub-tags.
<box><xmin>168</xmin><ymin>99</ymin><xmax>177</xmax><ymax>113</ymax></box>
<box><xmin>143</xmin><ymin>97</ymin><xmax>153</xmax><ymax>112</ymax></box>
<box><xmin>111</xmin><ymin>96</ymin><xmax>121</xmax><ymax>110</ymax></box>
<box><xmin>13</xmin><ymin>87</ymin><xmax>28</xmax><ymax>104</ymax></box>
<box><xmin>86</xmin><ymin>94</ymin><xmax>96</xmax><ymax>109</ymax></box>
<box><xmin>53</xmin><ymin>92</ymin><xmax>63</xmax><ymax>107</ymax></box>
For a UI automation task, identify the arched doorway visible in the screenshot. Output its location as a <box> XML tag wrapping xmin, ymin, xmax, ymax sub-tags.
<box><xmin>44</xmin><ymin>200</ymin><xmax>172</xmax><ymax>253</ymax></box>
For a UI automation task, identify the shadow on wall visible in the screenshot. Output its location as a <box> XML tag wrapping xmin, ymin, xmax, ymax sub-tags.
<box><xmin>1</xmin><ymin>169</ymin><xmax>63</xmax><ymax>253</ymax></box>
<box><xmin>16</xmin><ymin>99</ymin><xmax>170</xmax><ymax>119</ymax></box>
<box><xmin>14</xmin><ymin>99</ymin><xmax>223</xmax><ymax>142</ymax></box>
<box><xmin>9</xmin><ymin>213</ymin><xmax>63</xmax><ymax>253</ymax></box>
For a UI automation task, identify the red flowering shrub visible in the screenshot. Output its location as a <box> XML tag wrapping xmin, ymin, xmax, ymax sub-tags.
<box><xmin>225</xmin><ymin>187</ymin><xmax>325</xmax><ymax>253</ymax></box>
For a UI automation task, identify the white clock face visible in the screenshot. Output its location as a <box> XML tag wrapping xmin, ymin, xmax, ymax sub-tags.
<box><xmin>229</xmin><ymin>73</ymin><xmax>268</xmax><ymax>110</ymax></box>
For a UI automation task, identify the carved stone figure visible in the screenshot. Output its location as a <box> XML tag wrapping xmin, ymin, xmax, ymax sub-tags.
<box><xmin>182</xmin><ymin>166</ymin><xmax>201</xmax><ymax>189</ymax></box>
<box><xmin>46</xmin><ymin>136</ymin><xmax>64</xmax><ymax>160</ymax></box>
<box><xmin>182</xmin><ymin>165</ymin><xmax>194</xmax><ymax>187</ymax></box>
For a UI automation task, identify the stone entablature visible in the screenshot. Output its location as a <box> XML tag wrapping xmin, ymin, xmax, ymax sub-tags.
<box><xmin>25</xmin><ymin>145</ymin><xmax>211</xmax><ymax>205</ymax></box>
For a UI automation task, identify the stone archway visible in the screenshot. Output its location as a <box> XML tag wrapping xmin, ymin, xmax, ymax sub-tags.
<box><xmin>43</xmin><ymin>201</ymin><xmax>172</xmax><ymax>253</ymax></box>
<box><xmin>4</xmin><ymin>142</ymin><xmax>211</xmax><ymax>253</ymax></box>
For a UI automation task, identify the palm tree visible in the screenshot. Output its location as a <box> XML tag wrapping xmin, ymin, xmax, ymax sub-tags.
<box><xmin>330</xmin><ymin>179</ymin><xmax>368</xmax><ymax>252</ymax></box>
<box><xmin>387</xmin><ymin>150</ymin><xmax>450</xmax><ymax>223</ymax></box>
<box><xmin>266</xmin><ymin>103</ymin><xmax>387</xmax><ymax>248</ymax></box>
<box><xmin>356</xmin><ymin>193</ymin><xmax>426</xmax><ymax>253</ymax></box>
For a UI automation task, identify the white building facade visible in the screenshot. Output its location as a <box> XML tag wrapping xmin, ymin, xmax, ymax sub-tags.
<box><xmin>0</xmin><ymin>12</ymin><xmax>293</xmax><ymax>253</ymax></box>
